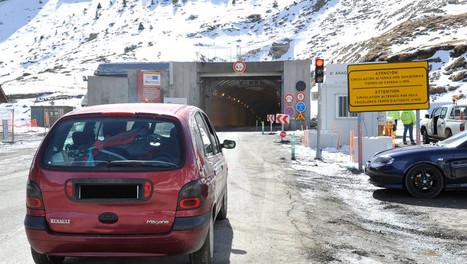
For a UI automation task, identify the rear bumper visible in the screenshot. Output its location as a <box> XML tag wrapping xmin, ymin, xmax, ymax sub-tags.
<box><xmin>25</xmin><ymin>213</ymin><xmax>210</xmax><ymax>257</ymax></box>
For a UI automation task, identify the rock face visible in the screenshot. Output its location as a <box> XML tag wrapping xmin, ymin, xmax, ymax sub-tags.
<box><xmin>269</xmin><ymin>40</ymin><xmax>291</xmax><ymax>60</ymax></box>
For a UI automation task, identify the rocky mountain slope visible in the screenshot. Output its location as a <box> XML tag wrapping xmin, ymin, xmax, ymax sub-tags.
<box><xmin>0</xmin><ymin>0</ymin><xmax>465</xmax><ymax>104</ymax></box>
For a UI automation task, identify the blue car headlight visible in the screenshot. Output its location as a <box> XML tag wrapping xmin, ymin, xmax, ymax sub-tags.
<box><xmin>370</xmin><ymin>155</ymin><xmax>394</xmax><ymax>168</ymax></box>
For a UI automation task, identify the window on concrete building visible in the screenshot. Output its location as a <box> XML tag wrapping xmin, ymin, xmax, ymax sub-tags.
<box><xmin>311</xmin><ymin>92</ymin><xmax>318</xmax><ymax>101</ymax></box>
<box><xmin>336</xmin><ymin>95</ymin><xmax>357</xmax><ymax>118</ymax></box>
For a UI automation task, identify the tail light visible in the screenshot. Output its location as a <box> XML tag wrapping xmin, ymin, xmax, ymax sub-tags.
<box><xmin>66</xmin><ymin>180</ymin><xmax>74</xmax><ymax>198</ymax></box>
<box><xmin>177</xmin><ymin>180</ymin><xmax>205</xmax><ymax>210</ymax></box>
<box><xmin>26</xmin><ymin>180</ymin><xmax>44</xmax><ymax>210</ymax></box>
<box><xmin>461</xmin><ymin>123</ymin><xmax>465</xmax><ymax>132</ymax></box>
<box><xmin>144</xmin><ymin>181</ymin><xmax>152</xmax><ymax>198</ymax></box>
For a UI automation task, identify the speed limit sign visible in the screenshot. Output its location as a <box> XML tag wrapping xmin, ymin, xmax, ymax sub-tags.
<box><xmin>233</xmin><ymin>61</ymin><xmax>246</xmax><ymax>73</ymax></box>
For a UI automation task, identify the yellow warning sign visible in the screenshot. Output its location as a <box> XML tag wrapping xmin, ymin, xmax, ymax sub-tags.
<box><xmin>347</xmin><ymin>61</ymin><xmax>429</xmax><ymax>112</ymax></box>
<box><xmin>296</xmin><ymin>111</ymin><xmax>306</xmax><ymax>121</ymax></box>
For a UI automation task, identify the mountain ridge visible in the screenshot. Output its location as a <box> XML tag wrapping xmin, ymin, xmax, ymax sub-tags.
<box><xmin>0</xmin><ymin>0</ymin><xmax>465</xmax><ymax>104</ymax></box>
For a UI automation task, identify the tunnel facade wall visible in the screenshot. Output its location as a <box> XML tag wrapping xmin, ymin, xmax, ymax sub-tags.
<box><xmin>87</xmin><ymin>60</ymin><xmax>312</xmax><ymax>130</ymax></box>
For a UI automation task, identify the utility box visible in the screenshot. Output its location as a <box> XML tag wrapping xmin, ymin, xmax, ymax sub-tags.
<box><xmin>31</xmin><ymin>106</ymin><xmax>74</xmax><ymax>127</ymax></box>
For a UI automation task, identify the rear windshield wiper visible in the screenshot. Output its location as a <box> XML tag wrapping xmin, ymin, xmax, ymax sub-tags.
<box><xmin>107</xmin><ymin>160</ymin><xmax>178</xmax><ymax>168</ymax></box>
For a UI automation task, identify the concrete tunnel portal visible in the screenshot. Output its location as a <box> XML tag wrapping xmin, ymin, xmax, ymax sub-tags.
<box><xmin>87</xmin><ymin>61</ymin><xmax>312</xmax><ymax>130</ymax></box>
<box><xmin>201</xmin><ymin>76</ymin><xmax>282</xmax><ymax>128</ymax></box>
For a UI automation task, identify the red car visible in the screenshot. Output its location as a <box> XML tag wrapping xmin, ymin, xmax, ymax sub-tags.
<box><xmin>24</xmin><ymin>103</ymin><xmax>236</xmax><ymax>264</ymax></box>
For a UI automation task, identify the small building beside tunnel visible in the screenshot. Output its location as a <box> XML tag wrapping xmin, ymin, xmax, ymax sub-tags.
<box><xmin>87</xmin><ymin>61</ymin><xmax>312</xmax><ymax>130</ymax></box>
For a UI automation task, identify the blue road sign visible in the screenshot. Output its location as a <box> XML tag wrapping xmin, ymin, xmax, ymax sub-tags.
<box><xmin>296</xmin><ymin>102</ymin><xmax>306</xmax><ymax>112</ymax></box>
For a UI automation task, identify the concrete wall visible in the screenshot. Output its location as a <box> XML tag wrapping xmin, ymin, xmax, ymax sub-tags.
<box><xmin>172</xmin><ymin>62</ymin><xmax>199</xmax><ymax>106</ymax></box>
<box><xmin>320</xmin><ymin>84</ymin><xmax>379</xmax><ymax>145</ymax></box>
<box><xmin>87</xmin><ymin>76</ymin><xmax>129</xmax><ymax>106</ymax></box>
<box><xmin>87</xmin><ymin>60</ymin><xmax>313</xmax><ymax>131</ymax></box>
<box><xmin>283</xmin><ymin>60</ymin><xmax>312</xmax><ymax>130</ymax></box>
<box><xmin>308</xmin><ymin>64</ymin><xmax>379</xmax><ymax>146</ymax></box>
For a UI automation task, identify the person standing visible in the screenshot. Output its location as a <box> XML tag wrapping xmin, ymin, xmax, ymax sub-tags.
<box><xmin>401</xmin><ymin>110</ymin><xmax>416</xmax><ymax>145</ymax></box>
<box><xmin>387</xmin><ymin>110</ymin><xmax>400</xmax><ymax>131</ymax></box>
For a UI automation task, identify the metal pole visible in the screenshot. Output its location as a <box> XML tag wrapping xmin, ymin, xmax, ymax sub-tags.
<box><xmin>11</xmin><ymin>109</ymin><xmax>15</xmax><ymax>143</ymax></box>
<box><xmin>416</xmin><ymin>110</ymin><xmax>420</xmax><ymax>145</ymax></box>
<box><xmin>315</xmin><ymin>83</ymin><xmax>322</xmax><ymax>160</ymax></box>
<box><xmin>281</xmin><ymin>123</ymin><xmax>284</xmax><ymax>142</ymax></box>
<box><xmin>358</xmin><ymin>113</ymin><xmax>362</xmax><ymax>171</ymax></box>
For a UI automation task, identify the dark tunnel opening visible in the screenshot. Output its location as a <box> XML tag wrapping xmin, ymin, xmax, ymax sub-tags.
<box><xmin>201</xmin><ymin>76</ymin><xmax>282</xmax><ymax>128</ymax></box>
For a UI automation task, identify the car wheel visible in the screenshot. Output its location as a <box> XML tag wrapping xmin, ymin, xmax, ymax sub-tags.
<box><xmin>422</xmin><ymin>128</ymin><xmax>429</xmax><ymax>144</ymax></box>
<box><xmin>404</xmin><ymin>164</ymin><xmax>444</xmax><ymax>199</ymax></box>
<box><xmin>189</xmin><ymin>217</ymin><xmax>213</xmax><ymax>264</ymax></box>
<box><xmin>217</xmin><ymin>188</ymin><xmax>228</xmax><ymax>220</ymax></box>
<box><xmin>31</xmin><ymin>247</ymin><xmax>64</xmax><ymax>264</ymax></box>
<box><xmin>445</xmin><ymin>128</ymin><xmax>453</xmax><ymax>138</ymax></box>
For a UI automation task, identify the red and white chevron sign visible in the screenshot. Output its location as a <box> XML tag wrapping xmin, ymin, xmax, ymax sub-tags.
<box><xmin>276</xmin><ymin>114</ymin><xmax>290</xmax><ymax>125</ymax></box>
<box><xmin>267</xmin><ymin>114</ymin><xmax>275</xmax><ymax>122</ymax></box>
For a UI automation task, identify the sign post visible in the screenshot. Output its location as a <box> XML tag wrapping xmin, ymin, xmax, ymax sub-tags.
<box><xmin>316</xmin><ymin>82</ymin><xmax>322</xmax><ymax>160</ymax></box>
<box><xmin>267</xmin><ymin>114</ymin><xmax>275</xmax><ymax>133</ymax></box>
<box><xmin>2</xmin><ymin>119</ymin><xmax>8</xmax><ymax>141</ymax></box>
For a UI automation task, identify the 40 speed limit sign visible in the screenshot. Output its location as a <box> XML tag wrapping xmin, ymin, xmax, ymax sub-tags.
<box><xmin>233</xmin><ymin>61</ymin><xmax>246</xmax><ymax>73</ymax></box>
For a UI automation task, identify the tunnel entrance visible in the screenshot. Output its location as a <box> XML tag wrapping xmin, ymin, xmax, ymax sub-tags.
<box><xmin>201</xmin><ymin>76</ymin><xmax>282</xmax><ymax>128</ymax></box>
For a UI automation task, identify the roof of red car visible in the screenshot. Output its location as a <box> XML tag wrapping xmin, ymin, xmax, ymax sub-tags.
<box><xmin>65</xmin><ymin>103</ymin><xmax>194</xmax><ymax>117</ymax></box>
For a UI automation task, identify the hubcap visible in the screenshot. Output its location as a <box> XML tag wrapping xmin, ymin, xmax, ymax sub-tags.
<box><xmin>413</xmin><ymin>170</ymin><xmax>436</xmax><ymax>191</ymax></box>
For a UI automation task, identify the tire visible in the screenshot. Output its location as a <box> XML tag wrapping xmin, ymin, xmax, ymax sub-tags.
<box><xmin>190</xmin><ymin>217</ymin><xmax>213</xmax><ymax>264</ymax></box>
<box><xmin>31</xmin><ymin>248</ymin><xmax>64</xmax><ymax>264</ymax></box>
<box><xmin>216</xmin><ymin>188</ymin><xmax>228</xmax><ymax>220</ymax></box>
<box><xmin>422</xmin><ymin>128</ymin><xmax>429</xmax><ymax>144</ymax></box>
<box><xmin>404</xmin><ymin>164</ymin><xmax>444</xmax><ymax>199</ymax></box>
<box><xmin>445</xmin><ymin>129</ymin><xmax>453</xmax><ymax>138</ymax></box>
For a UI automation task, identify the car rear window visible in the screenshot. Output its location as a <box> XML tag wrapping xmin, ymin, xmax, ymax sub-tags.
<box><xmin>40</xmin><ymin>116</ymin><xmax>184</xmax><ymax>170</ymax></box>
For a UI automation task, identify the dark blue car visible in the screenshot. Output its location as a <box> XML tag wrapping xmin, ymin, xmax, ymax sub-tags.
<box><xmin>365</xmin><ymin>131</ymin><xmax>467</xmax><ymax>198</ymax></box>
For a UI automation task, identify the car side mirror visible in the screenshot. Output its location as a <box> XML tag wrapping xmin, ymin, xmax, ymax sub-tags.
<box><xmin>222</xmin><ymin>140</ymin><xmax>236</xmax><ymax>149</ymax></box>
<box><xmin>425</xmin><ymin>114</ymin><xmax>429</xmax><ymax>118</ymax></box>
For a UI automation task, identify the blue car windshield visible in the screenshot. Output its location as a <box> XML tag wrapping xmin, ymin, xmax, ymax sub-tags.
<box><xmin>40</xmin><ymin>116</ymin><xmax>183</xmax><ymax>170</ymax></box>
<box><xmin>438</xmin><ymin>131</ymin><xmax>467</xmax><ymax>148</ymax></box>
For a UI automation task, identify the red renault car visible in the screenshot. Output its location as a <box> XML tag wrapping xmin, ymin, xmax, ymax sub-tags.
<box><xmin>25</xmin><ymin>103</ymin><xmax>235</xmax><ymax>264</ymax></box>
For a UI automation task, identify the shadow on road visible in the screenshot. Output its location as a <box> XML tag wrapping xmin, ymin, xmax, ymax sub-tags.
<box><xmin>63</xmin><ymin>219</ymin><xmax>235</xmax><ymax>264</ymax></box>
<box><xmin>373</xmin><ymin>189</ymin><xmax>467</xmax><ymax>209</ymax></box>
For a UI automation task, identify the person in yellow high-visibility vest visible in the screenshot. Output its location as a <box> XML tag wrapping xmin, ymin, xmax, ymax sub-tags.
<box><xmin>387</xmin><ymin>111</ymin><xmax>400</xmax><ymax>131</ymax></box>
<box><xmin>401</xmin><ymin>110</ymin><xmax>416</xmax><ymax>145</ymax></box>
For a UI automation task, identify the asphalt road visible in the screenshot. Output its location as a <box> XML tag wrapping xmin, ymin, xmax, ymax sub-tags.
<box><xmin>0</xmin><ymin>131</ymin><xmax>312</xmax><ymax>264</ymax></box>
<box><xmin>1</xmin><ymin>131</ymin><xmax>466</xmax><ymax>264</ymax></box>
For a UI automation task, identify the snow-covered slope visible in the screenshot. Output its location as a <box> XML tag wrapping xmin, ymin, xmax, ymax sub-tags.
<box><xmin>0</xmin><ymin>0</ymin><xmax>465</xmax><ymax>104</ymax></box>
